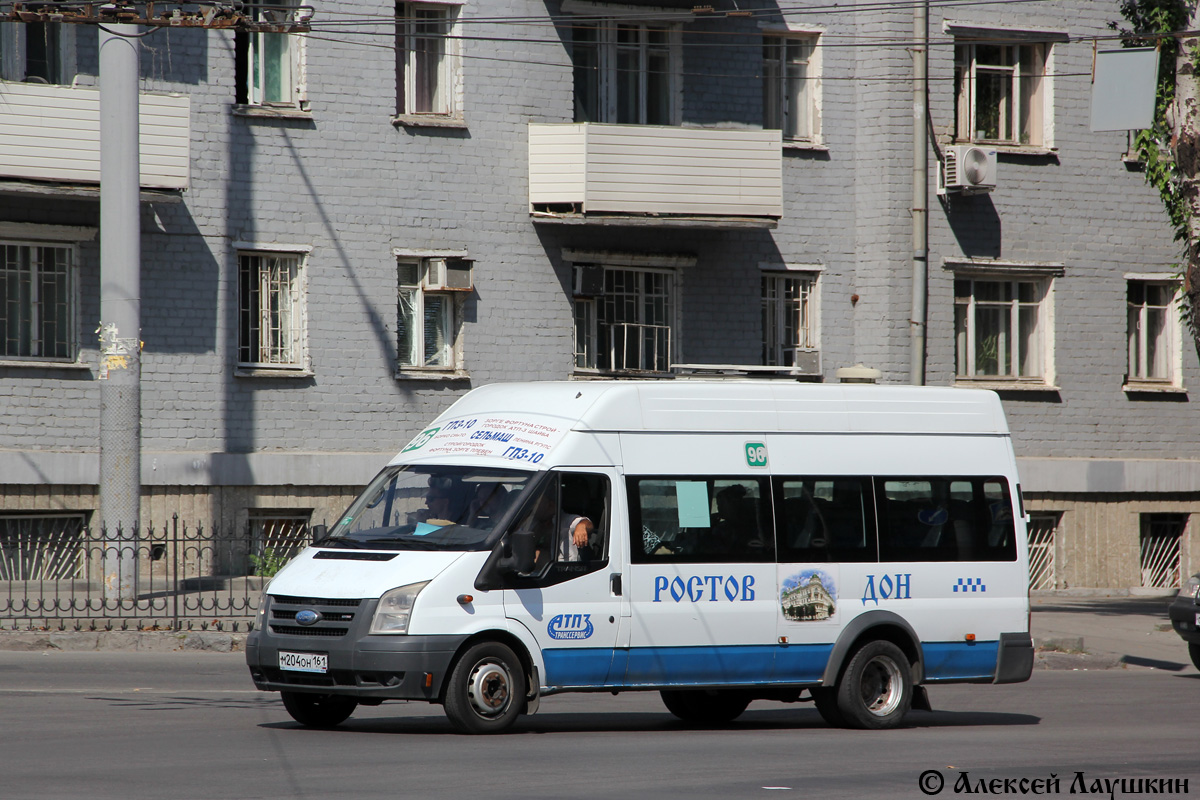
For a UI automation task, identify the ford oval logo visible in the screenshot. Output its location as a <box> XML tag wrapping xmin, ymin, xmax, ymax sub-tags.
<box><xmin>295</xmin><ymin>609</ymin><xmax>321</xmax><ymax>626</ymax></box>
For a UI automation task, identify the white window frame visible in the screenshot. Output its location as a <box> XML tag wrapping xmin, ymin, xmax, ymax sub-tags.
<box><xmin>395</xmin><ymin>1</ymin><xmax>463</xmax><ymax>122</ymax></box>
<box><xmin>570</xmin><ymin>18</ymin><xmax>682</xmax><ymax>126</ymax></box>
<box><xmin>951</xmin><ymin>265</ymin><xmax>1057</xmax><ymax>388</ymax></box>
<box><xmin>395</xmin><ymin>252</ymin><xmax>468</xmax><ymax>377</ymax></box>
<box><xmin>950</xmin><ymin>27</ymin><xmax>1056</xmax><ymax>149</ymax></box>
<box><xmin>568</xmin><ymin>251</ymin><xmax>687</xmax><ymax>375</ymax></box>
<box><xmin>761</xmin><ymin>270</ymin><xmax>818</xmax><ymax>367</ymax></box>
<box><xmin>235</xmin><ymin>247</ymin><xmax>309</xmax><ymax>374</ymax></box>
<box><xmin>1125</xmin><ymin>274</ymin><xmax>1183</xmax><ymax>391</ymax></box>
<box><xmin>241</xmin><ymin>1</ymin><xmax>308</xmax><ymax>111</ymax></box>
<box><xmin>0</xmin><ymin>239</ymin><xmax>77</xmax><ymax>363</ymax></box>
<box><xmin>762</xmin><ymin>29</ymin><xmax>822</xmax><ymax>144</ymax></box>
<box><xmin>0</xmin><ymin>223</ymin><xmax>91</xmax><ymax>368</ymax></box>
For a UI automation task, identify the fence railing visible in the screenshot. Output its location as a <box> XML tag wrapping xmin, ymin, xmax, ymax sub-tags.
<box><xmin>0</xmin><ymin>516</ymin><xmax>313</xmax><ymax>632</ymax></box>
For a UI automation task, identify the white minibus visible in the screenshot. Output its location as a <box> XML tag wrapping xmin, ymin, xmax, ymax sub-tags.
<box><xmin>246</xmin><ymin>381</ymin><xmax>1033</xmax><ymax>733</ymax></box>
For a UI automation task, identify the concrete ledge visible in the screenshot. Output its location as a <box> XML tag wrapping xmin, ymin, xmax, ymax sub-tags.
<box><xmin>0</xmin><ymin>630</ymin><xmax>247</xmax><ymax>652</ymax></box>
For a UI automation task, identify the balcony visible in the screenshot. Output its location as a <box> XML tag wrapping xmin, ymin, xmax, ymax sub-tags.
<box><xmin>529</xmin><ymin>123</ymin><xmax>782</xmax><ymax>227</ymax></box>
<box><xmin>0</xmin><ymin>82</ymin><xmax>190</xmax><ymax>191</ymax></box>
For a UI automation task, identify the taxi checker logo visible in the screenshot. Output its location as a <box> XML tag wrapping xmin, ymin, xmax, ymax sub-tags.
<box><xmin>548</xmin><ymin>614</ymin><xmax>594</xmax><ymax>640</ymax></box>
<box><xmin>295</xmin><ymin>610</ymin><xmax>322</xmax><ymax>626</ymax></box>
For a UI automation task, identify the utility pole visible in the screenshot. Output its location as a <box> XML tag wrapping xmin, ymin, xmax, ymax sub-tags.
<box><xmin>98</xmin><ymin>22</ymin><xmax>141</xmax><ymax>601</ymax></box>
<box><xmin>5</xmin><ymin>3</ymin><xmax>311</xmax><ymax>600</ymax></box>
<box><xmin>910</xmin><ymin>0</ymin><xmax>929</xmax><ymax>386</ymax></box>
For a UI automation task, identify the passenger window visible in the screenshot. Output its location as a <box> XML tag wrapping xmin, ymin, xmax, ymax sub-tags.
<box><xmin>775</xmin><ymin>476</ymin><xmax>877</xmax><ymax>563</ymax></box>
<box><xmin>628</xmin><ymin>476</ymin><xmax>774</xmax><ymax>563</ymax></box>
<box><xmin>876</xmin><ymin>476</ymin><xmax>1016</xmax><ymax>562</ymax></box>
<box><xmin>509</xmin><ymin>472</ymin><xmax>610</xmax><ymax>579</ymax></box>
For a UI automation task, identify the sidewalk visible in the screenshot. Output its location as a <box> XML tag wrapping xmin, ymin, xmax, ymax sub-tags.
<box><xmin>1031</xmin><ymin>591</ymin><xmax>1194</xmax><ymax>672</ymax></box>
<box><xmin>0</xmin><ymin>592</ymin><xmax>1192</xmax><ymax>670</ymax></box>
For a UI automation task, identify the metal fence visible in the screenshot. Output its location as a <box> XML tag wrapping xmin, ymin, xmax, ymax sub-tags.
<box><xmin>0</xmin><ymin>515</ymin><xmax>313</xmax><ymax>632</ymax></box>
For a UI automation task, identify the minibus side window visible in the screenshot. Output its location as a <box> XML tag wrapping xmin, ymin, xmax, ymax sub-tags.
<box><xmin>875</xmin><ymin>476</ymin><xmax>1017</xmax><ymax>562</ymax></box>
<box><xmin>774</xmin><ymin>476</ymin><xmax>878</xmax><ymax>563</ymax></box>
<box><xmin>505</xmin><ymin>471</ymin><xmax>611</xmax><ymax>582</ymax></box>
<box><xmin>627</xmin><ymin>476</ymin><xmax>774</xmax><ymax>564</ymax></box>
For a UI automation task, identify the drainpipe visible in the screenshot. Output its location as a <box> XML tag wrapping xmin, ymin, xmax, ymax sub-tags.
<box><xmin>910</xmin><ymin>0</ymin><xmax>929</xmax><ymax>385</ymax></box>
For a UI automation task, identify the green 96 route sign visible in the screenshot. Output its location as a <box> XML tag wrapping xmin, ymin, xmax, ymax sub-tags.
<box><xmin>745</xmin><ymin>442</ymin><xmax>768</xmax><ymax>467</ymax></box>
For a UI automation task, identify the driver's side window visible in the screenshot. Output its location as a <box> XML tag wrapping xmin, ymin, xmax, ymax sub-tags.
<box><xmin>509</xmin><ymin>472</ymin><xmax>610</xmax><ymax>581</ymax></box>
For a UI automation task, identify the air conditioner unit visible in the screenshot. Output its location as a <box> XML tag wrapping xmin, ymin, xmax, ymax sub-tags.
<box><xmin>423</xmin><ymin>258</ymin><xmax>474</xmax><ymax>291</ymax></box>
<box><xmin>939</xmin><ymin>145</ymin><xmax>998</xmax><ymax>195</ymax></box>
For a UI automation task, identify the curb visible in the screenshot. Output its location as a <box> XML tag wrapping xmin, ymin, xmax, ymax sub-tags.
<box><xmin>0</xmin><ymin>630</ymin><xmax>248</xmax><ymax>653</ymax></box>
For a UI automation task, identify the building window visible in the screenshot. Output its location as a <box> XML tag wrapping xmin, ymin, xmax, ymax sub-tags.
<box><xmin>1027</xmin><ymin>511</ymin><xmax>1061</xmax><ymax>590</ymax></box>
<box><xmin>1140</xmin><ymin>513</ymin><xmax>1186</xmax><ymax>589</ymax></box>
<box><xmin>0</xmin><ymin>241</ymin><xmax>75</xmax><ymax>361</ymax></box>
<box><xmin>763</xmin><ymin>34</ymin><xmax>819</xmax><ymax>142</ymax></box>
<box><xmin>572</xmin><ymin>22</ymin><xmax>679</xmax><ymax>125</ymax></box>
<box><xmin>954</xmin><ymin>277</ymin><xmax>1051</xmax><ymax>382</ymax></box>
<box><xmin>762</xmin><ymin>272</ymin><xmax>816</xmax><ymax>368</ymax></box>
<box><xmin>236</xmin><ymin>1</ymin><xmax>307</xmax><ymax>109</ymax></box>
<box><xmin>248</xmin><ymin>510</ymin><xmax>311</xmax><ymax>575</ymax></box>
<box><xmin>237</xmin><ymin>252</ymin><xmax>306</xmax><ymax>370</ymax></box>
<box><xmin>396</xmin><ymin>2</ymin><xmax>461</xmax><ymax>118</ymax></box>
<box><xmin>0</xmin><ymin>513</ymin><xmax>86</xmax><ymax>581</ymax></box>
<box><xmin>1</xmin><ymin>22</ymin><xmax>75</xmax><ymax>84</ymax></box>
<box><xmin>574</xmin><ymin>264</ymin><xmax>675</xmax><ymax>373</ymax></box>
<box><xmin>954</xmin><ymin>40</ymin><xmax>1048</xmax><ymax>146</ymax></box>
<box><xmin>397</xmin><ymin>257</ymin><xmax>469</xmax><ymax>372</ymax></box>
<box><xmin>1127</xmin><ymin>280</ymin><xmax>1180</xmax><ymax>386</ymax></box>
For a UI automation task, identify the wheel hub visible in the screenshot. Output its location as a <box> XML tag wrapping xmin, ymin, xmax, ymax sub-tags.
<box><xmin>467</xmin><ymin>660</ymin><xmax>512</xmax><ymax>717</ymax></box>
<box><xmin>860</xmin><ymin>656</ymin><xmax>903</xmax><ymax>716</ymax></box>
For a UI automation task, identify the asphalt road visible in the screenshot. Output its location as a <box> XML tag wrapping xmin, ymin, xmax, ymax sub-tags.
<box><xmin>1</xmin><ymin>651</ymin><xmax>1196</xmax><ymax>800</ymax></box>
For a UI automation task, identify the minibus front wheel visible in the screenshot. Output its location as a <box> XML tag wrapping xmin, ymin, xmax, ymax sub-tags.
<box><xmin>443</xmin><ymin>641</ymin><xmax>527</xmax><ymax>734</ymax></box>
<box><xmin>829</xmin><ymin>640</ymin><xmax>913</xmax><ymax>730</ymax></box>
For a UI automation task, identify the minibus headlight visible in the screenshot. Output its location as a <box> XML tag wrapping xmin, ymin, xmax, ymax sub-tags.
<box><xmin>370</xmin><ymin>581</ymin><xmax>430</xmax><ymax>635</ymax></box>
<box><xmin>1181</xmin><ymin>574</ymin><xmax>1200</xmax><ymax>600</ymax></box>
<box><xmin>253</xmin><ymin>581</ymin><xmax>272</xmax><ymax>631</ymax></box>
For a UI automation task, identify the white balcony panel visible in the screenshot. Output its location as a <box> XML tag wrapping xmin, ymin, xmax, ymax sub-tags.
<box><xmin>0</xmin><ymin>82</ymin><xmax>189</xmax><ymax>190</ymax></box>
<box><xmin>529</xmin><ymin>122</ymin><xmax>782</xmax><ymax>218</ymax></box>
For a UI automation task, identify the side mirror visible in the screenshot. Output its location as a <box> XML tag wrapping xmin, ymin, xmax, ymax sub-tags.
<box><xmin>506</xmin><ymin>529</ymin><xmax>537</xmax><ymax>575</ymax></box>
<box><xmin>309</xmin><ymin>524</ymin><xmax>328</xmax><ymax>543</ymax></box>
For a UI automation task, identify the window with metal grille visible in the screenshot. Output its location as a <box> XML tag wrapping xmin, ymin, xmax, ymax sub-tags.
<box><xmin>238</xmin><ymin>252</ymin><xmax>305</xmax><ymax>369</ymax></box>
<box><xmin>0</xmin><ymin>514</ymin><xmax>87</xmax><ymax>581</ymax></box>
<box><xmin>763</xmin><ymin>34</ymin><xmax>819</xmax><ymax>142</ymax></box>
<box><xmin>249</xmin><ymin>511</ymin><xmax>311</xmax><ymax>573</ymax></box>
<box><xmin>0</xmin><ymin>241</ymin><xmax>74</xmax><ymax>361</ymax></box>
<box><xmin>574</xmin><ymin>265</ymin><xmax>674</xmax><ymax>373</ymax></box>
<box><xmin>1027</xmin><ymin>511</ymin><xmax>1060</xmax><ymax>590</ymax></box>
<box><xmin>1140</xmin><ymin>513</ymin><xmax>1186</xmax><ymax>589</ymax></box>
<box><xmin>762</xmin><ymin>273</ymin><xmax>816</xmax><ymax>367</ymax></box>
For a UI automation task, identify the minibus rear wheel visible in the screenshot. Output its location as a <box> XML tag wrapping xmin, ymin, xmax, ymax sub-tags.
<box><xmin>660</xmin><ymin>689</ymin><xmax>750</xmax><ymax>724</ymax></box>
<box><xmin>443</xmin><ymin>641</ymin><xmax>526</xmax><ymax>734</ymax></box>
<box><xmin>280</xmin><ymin>691</ymin><xmax>358</xmax><ymax>728</ymax></box>
<box><xmin>834</xmin><ymin>640</ymin><xmax>912</xmax><ymax>729</ymax></box>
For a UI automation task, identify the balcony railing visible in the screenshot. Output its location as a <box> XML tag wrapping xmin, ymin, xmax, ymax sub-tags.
<box><xmin>529</xmin><ymin>122</ymin><xmax>782</xmax><ymax>220</ymax></box>
<box><xmin>603</xmin><ymin>322</ymin><xmax>672</xmax><ymax>373</ymax></box>
<box><xmin>0</xmin><ymin>82</ymin><xmax>190</xmax><ymax>190</ymax></box>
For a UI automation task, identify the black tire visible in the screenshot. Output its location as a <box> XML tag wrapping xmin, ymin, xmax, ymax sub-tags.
<box><xmin>443</xmin><ymin>641</ymin><xmax>526</xmax><ymax>734</ymax></box>
<box><xmin>834</xmin><ymin>640</ymin><xmax>912</xmax><ymax>730</ymax></box>
<box><xmin>280</xmin><ymin>691</ymin><xmax>357</xmax><ymax>728</ymax></box>
<box><xmin>809</xmin><ymin>686</ymin><xmax>848</xmax><ymax>728</ymax></box>
<box><xmin>1189</xmin><ymin>642</ymin><xmax>1200</xmax><ymax>672</ymax></box>
<box><xmin>660</xmin><ymin>689</ymin><xmax>751</xmax><ymax>724</ymax></box>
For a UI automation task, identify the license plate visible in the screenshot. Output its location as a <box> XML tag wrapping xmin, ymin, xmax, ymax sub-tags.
<box><xmin>1195</xmin><ymin>612</ymin><xmax>1199</xmax><ymax>627</ymax></box>
<box><xmin>279</xmin><ymin>651</ymin><xmax>328</xmax><ymax>674</ymax></box>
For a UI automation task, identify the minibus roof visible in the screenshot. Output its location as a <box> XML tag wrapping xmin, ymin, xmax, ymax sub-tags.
<box><xmin>390</xmin><ymin>381</ymin><xmax>1011</xmax><ymax>468</ymax></box>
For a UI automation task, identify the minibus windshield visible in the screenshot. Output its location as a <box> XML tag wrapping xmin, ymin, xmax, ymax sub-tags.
<box><xmin>320</xmin><ymin>465</ymin><xmax>534</xmax><ymax>551</ymax></box>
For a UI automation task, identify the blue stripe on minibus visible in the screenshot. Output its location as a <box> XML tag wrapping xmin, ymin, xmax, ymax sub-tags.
<box><xmin>921</xmin><ymin>641</ymin><xmax>999</xmax><ymax>681</ymax></box>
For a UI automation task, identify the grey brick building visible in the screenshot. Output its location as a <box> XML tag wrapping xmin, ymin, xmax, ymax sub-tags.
<box><xmin>0</xmin><ymin>0</ymin><xmax>1195</xmax><ymax>589</ymax></box>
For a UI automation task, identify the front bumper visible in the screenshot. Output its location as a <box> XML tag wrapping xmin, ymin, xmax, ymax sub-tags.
<box><xmin>245</xmin><ymin>594</ymin><xmax>468</xmax><ymax>701</ymax></box>
<box><xmin>1167</xmin><ymin>591</ymin><xmax>1200</xmax><ymax>645</ymax></box>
